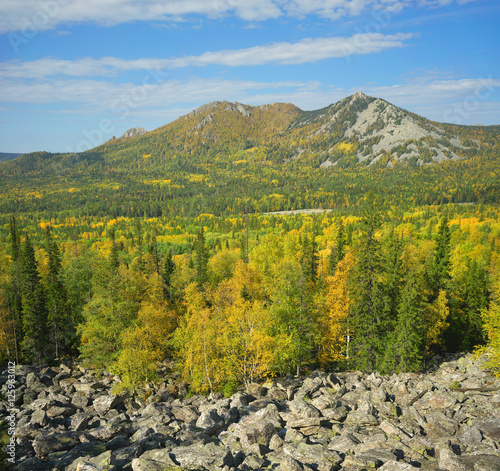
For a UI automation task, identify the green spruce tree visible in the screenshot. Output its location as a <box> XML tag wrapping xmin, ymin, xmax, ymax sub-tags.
<box><xmin>428</xmin><ymin>217</ymin><xmax>451</xmax><ymax>300</ymax></box>
<box><xmin>20</xmin><ymin>233</ymin><xmax>50</xmax><ymax>364</ymax></box>
<box><xmin>350</xmin><ymin>201</ymin><xmax>387</xmax><ymax>372</ymax></box>
<box><xmin>385</xmin><ymin>267</ymin><xmax>424</xmax><ymax>373</ymax></box>
<box><xmin>195</xmin><ymin>227</ymin><xmax>209</xmax><ymax>290</ymax></box>
<box><xmin>162</xmin><ymin>249</ymin><xmax>175</xmax><ymax>300</ymax></box>
<box><xmin>301</xmin><ymin>231</ymin><xmax>318</xmax><ymax>284</ymax></box>
<box><xmin>45</xmin><ymin>227</ymin><xmax>74</xmax><ymax>358</ymax></box>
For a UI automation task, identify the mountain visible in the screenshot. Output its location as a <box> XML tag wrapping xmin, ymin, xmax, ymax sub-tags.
<box><xmin>1</xmin><ymin>93</ymin><xmax>495</xmax><ymax>175</ymax></box>
<box><xmin>0</xmin><ymin>93</ymin><xmax>499</xmax><ymax>218</ymax></box>
<box><xmin>290</xmin><ymin>92</ymin><xmax>473</xmax><ymax>167</ymax></box>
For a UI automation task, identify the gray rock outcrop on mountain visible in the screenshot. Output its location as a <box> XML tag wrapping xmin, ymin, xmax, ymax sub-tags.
<box><xmin>119</xmin><ymin>127</ymin><xmax>147</xmax><ymax>139</ymax></box>
<box><xmin>2</xmin><ymin>353</ymin><xmax>500</xmax><ymax>471</ymax></box>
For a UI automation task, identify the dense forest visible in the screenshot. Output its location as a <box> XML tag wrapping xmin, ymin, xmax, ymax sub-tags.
<box><xmin>1</xmin><ymin>94</ymin><xmax>500</xmax><ymax>393</ymax></box>
<box><xmin>1</xmin><ymin>202</ymin><xmax>499</xmax><ymax>394</ymax></box>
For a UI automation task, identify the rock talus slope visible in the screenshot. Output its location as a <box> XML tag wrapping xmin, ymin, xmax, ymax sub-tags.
<box><xmin>2</xmin><ymin>353</ymin><xmax>500</xmax><ymax>471</ymax></box>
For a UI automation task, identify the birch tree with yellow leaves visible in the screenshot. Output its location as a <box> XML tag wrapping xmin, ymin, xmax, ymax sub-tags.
<box><xmin>319</xmin><ymin>251</ymin><xmax>354</xmax><ymax>367</ymax></box>
<box><xmin>115</xmin><ymin>273</ymin><xmax>178</xmax><ymax>388</ymax></box>
<box><xmin>476</xmin><ymin>279</ymin><xmax>500</xmax><ymax>377</ymax></box>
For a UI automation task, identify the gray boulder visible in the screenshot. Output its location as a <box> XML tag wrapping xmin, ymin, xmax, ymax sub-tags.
<box><xmin>93</xmin><ymin>394</ymin><xmax>125</xmax><ymax>415</ymax></box>
<box><xmin>32</xmin><ymin>431</ymin><xmax>80</xmax><ymax>456</ymax></box>
<box><xmin>236</xmin><ymin>419</ymin><xmax>277</xmax><ymax>448</ymax></box>
<box><xmin>170</xmin><ymin>441</ymin><xmax>234</xmax><ymax>470</ymax></box>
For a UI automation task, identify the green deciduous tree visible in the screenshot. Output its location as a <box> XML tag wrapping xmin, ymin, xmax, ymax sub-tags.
<box><xmin>476</xmin><ymin>279</ymin><xmax>500</xmax><ymax>377</ymax></box>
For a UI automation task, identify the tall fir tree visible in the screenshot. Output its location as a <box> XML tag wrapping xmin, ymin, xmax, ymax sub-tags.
<box><xmin>383</xmin><ymin>229</ymin><xmax>404</xmax><ymax>333</ymax></box>
<box><xmin>152</xmin><ymin>226</ymin><xmax>160</xmax><ymax>275</ymax></box>
<box><xmin>162</xmin><ymin>249</ymin><xmax>175</xmax><ymax>300</ymax></box>
<box><xmin>350</xmin><ymin>201</ymin><xmax>387</xmax><ymax>372</ymax></box>
<box><xmin>7</xmin><ymin>215</ymin><xmax>22</xmax><ymax>362</ymax></box>
<box><xmin>301</xmin><ymin>230</ymin><xmax>318</xmax><ymax>284</ymax></box>
<box><xmin>20</xmin><ymin>233</ymin><xmax>50</xmax><ymax>364</ymax></box>
<box><xmin>384</xmin><ymin>267</ymin><xmax>424</xmax><ymax>373</ymax></box>
<box><xmin>45</xmin><ymin>227</ymin><xmax>74</xmax><ymax>358</ymax></box>
<box><xmin>428</xmin><ymin>217</ymin><xmax>451</xmax><ymax>300</ymax></box>
<box><xmin>195</xmin><ymin>227</ymin><xmax>209</xmax><ymax>290</ymax></box>
<box><xmin>241</xmin><ymin>213</ymin><xmax>249</xmax><ymax>264</ymax></box>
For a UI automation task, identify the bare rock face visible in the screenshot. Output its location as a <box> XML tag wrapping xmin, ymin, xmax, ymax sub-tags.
<box><xmin>120</xmin><ymin>127</ymin><xmax>146</xmax><ymax>139</ymax></box>
<box><xmin>3</xmin><ymin>353</ymin><xmax>500</xmax><ymax>471</ymax></box>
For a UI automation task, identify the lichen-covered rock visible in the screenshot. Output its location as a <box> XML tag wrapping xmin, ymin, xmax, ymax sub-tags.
<box><xmin>93</xmin><ymin>394</ymin><xmax>125</xmax><ymax>415</ymax></box>
<box><xmin>196</xmin><ymin>408</ymin><xmax>225</xmax><ymax>435</ymax></box>
<box><xmin>170</xmin><ymin>441</ymin><xmax>234</xmax><ymax>470</ymax></box>
<box><xmin>131</xmin><ymin>458</ymin><xmax>183</xmax><ymax>471</ymax></box>
<box><xmin>284</xmin><ymin>442</ymin><xmax>342</xmax><ymax>470</ymax></box>
<box><xmin>171</xmin><ymin>405</ymin><xmax>199</xmax><ymax>425</ymax></box>
<box><xmin>236</xmin><ymin>420</ymin><xmax>277</xmax><ymax>448</ymax></box>
<box><xmin>32</xmin><ymin>431</ymin><xmax>80</xmax><ymax>456</ymax></box>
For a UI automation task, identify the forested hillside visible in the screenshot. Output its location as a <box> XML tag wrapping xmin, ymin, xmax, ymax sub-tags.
<box><xmin>1</xmin><ymin>93</ymin><xmax>499</xmax><ymax>393</ymax></box>
<box><xmin>1</xmin><ymin>202</ymin><xmax>500</xmax><ymax>393</ymax></box>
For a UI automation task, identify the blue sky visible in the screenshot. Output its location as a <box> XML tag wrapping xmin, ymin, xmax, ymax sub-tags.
<box><xmin>0</xmin><ymin>0</ymin><xmax>499</xmax><ymax>153</ymax></box>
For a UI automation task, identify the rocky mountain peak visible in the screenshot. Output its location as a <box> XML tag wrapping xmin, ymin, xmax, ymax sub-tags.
<box><xmin>352</xmin><ymin>91</ymin><xmax>370</xmax><ymax>100</ymax></box>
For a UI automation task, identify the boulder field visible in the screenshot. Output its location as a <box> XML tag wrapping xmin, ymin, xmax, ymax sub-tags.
<box><xmin>1</xmin><ymin>353</ymin><xmax>499</xmax><ymax>471</ymax></box>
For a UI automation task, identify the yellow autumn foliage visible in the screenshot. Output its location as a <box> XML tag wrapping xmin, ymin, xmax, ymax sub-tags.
<box><xmin>319</xmin><ymin>251</ymin><xmax>354</xmax><ymax>366</ymax></box>
<box><xmin>423</xmin><ymin>289</ymin><xmax>450</xmax><ymax>354</ymax></box>
<box><xmin>115</xmin><ymin>274</ymin><xmax>177</xmax><ymax>389</ymax></box>
<box><xmin>475</xmin><ymin>279</ymin><xmax>500</xmax><ymax>377</ymax></box>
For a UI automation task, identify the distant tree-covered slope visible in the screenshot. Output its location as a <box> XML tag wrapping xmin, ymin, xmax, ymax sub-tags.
<box><xmin>0</xmin><ymin>153</ymin><xmax>23</xmax><ymax>163</ymax></box>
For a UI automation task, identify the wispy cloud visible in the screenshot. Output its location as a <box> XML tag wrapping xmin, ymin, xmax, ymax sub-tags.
<box><xmin>0</xmin><ymin>76</ymin><xmax>308</xmax><ymax>111</ymax></box>
<box><xmin>1</xmin><ymin>70</ymin><xmax>498</xmax><ymax>125</ymax></box>
<box><xmin>0</xmin><ymin>33</ymin><xmax>414</xmax><ymax>79</ymax></box>
<box><xmin>0</xmin><ymin>0</ymin><xmax>478</xmax><ymax>34</ymax></box>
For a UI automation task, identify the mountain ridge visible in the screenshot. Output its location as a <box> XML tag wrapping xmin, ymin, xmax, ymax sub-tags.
<box><xmin>0</xmin><ymin>92</ymin><xmax>499</xmax><ymax>219</ymax></box>
<box><xmin>0</xmin><ymin>93</ymin><xmax>497</xmax><ymax>175</ymax></box>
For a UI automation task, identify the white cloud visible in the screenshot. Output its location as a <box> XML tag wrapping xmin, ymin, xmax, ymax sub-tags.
<box><xmin>0</xmin><ymin>0</ymin><xmax>478</xmax><ymax>34</ymax></box>
<box><xmin>169</xmin><ymin>33</ymin><xmax>414</xmax><ymax>66</ymax></box>
<box><xmin>368</xmin><ymin>77</ymin><xmax>500</xmax><ymax>104</ymax></box>
<box><xmin>0</xmin><ymin>33</ymin><xmax>413</xmax><ymax>79</ymax></box>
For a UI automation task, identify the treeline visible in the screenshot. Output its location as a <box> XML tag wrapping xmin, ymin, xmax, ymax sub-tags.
<box><xmin>1</xmin><ymin>206</ymin><xmax>499</xmax><ymax>393</ymax></box>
